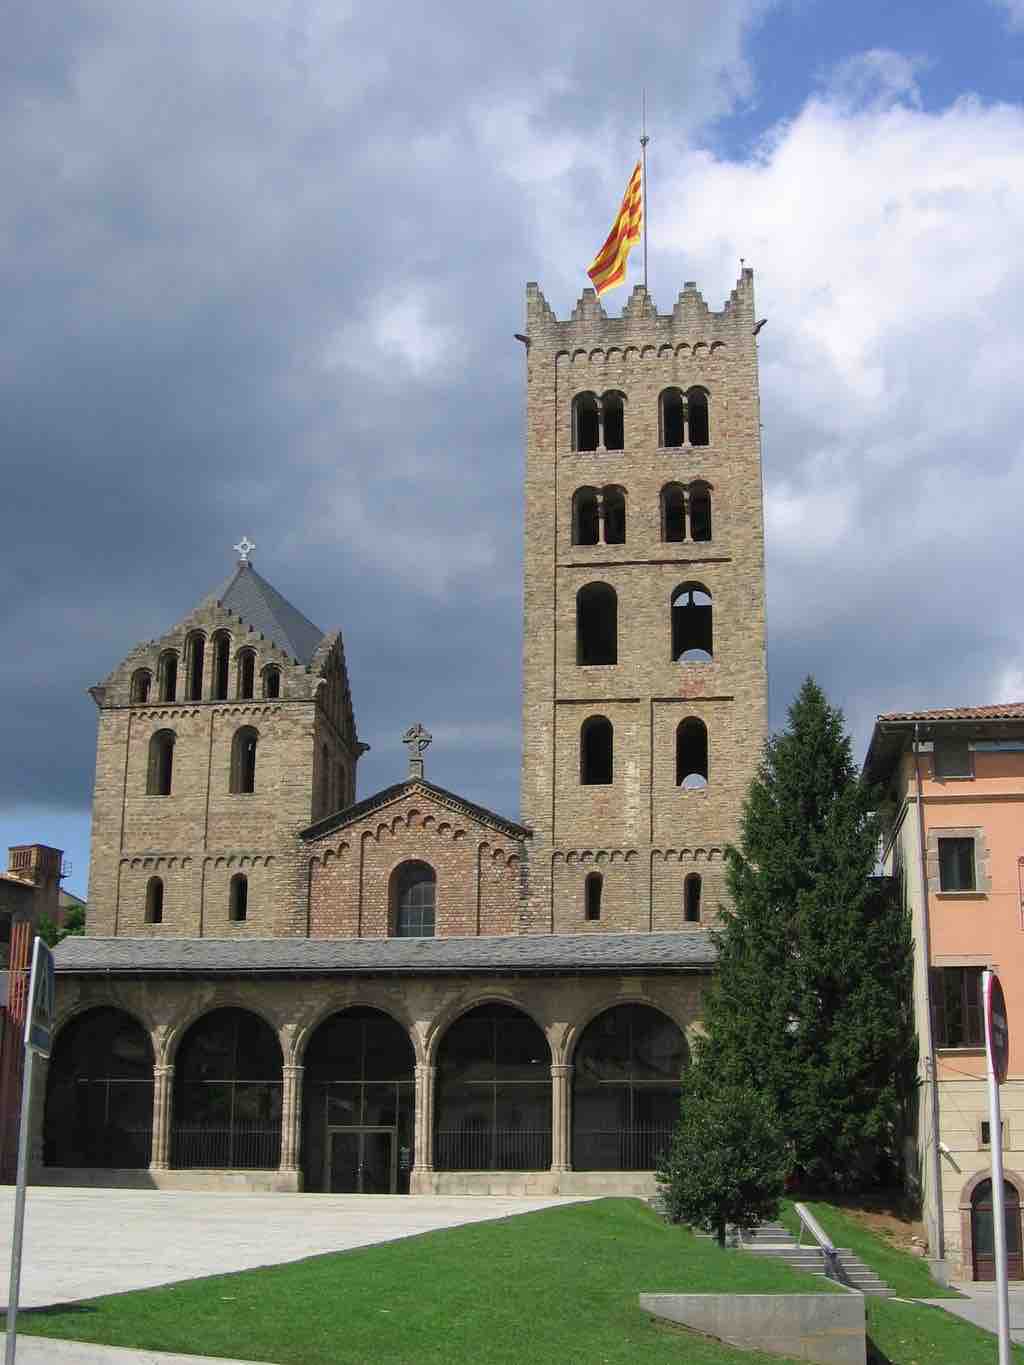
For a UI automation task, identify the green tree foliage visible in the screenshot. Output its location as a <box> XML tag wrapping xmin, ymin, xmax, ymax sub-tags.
<box><xmin>37</xmin><ymin>902</ymin><xmax>86</xmax><ymax>948</ymax></box>
<box><xmin>657</xmin><ymin>1065</ymin><xmax>788</xmax><ymax>1244</ymax></box>
<box><xmin>700</xmin><ymin>677</ymin><xmax>916</xmax><ymax>1191</ymax></box>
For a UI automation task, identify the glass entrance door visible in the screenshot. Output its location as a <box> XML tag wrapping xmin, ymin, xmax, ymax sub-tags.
<box><xmin>325</xmin><ymin>1127</ymin><xmax>397</xmax><ymax>1193</ymax></box>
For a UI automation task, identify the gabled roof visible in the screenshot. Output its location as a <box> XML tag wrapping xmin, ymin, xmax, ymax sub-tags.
<box><xmin>863</xmin><ymin>701</ymin><xmax>1024</xmax><ymax>785</ymax></box>
<box><xmin>201</xmin><ymin>561</ymin><xmax>325</xmax><ymax>664</ymax></box>
<box><xmin>302</xmin><ymin>778</ymin><xmax>531</xmax><ymax>842</ymax></box>
<box><xmin>53</xmin><ymin>931</ymin><xmax>715</xmax><ymax>976</ymax></box>
<box><xmin>876</xmin><ymin>703</ymin><xmax>1024</xmax><ymax>722</ymax></box>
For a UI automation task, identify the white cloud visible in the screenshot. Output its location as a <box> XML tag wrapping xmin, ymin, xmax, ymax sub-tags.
<box><xmin>323</xmin><ymin>288</ymin><xmax>459</xmax><ymax>380</ymax></box>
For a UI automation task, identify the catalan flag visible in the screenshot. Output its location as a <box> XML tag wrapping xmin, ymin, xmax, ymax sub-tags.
<box><xmin>587</xmin><ymin>161</ymin><xmax>643</xmax><ymax>296</ymax></box>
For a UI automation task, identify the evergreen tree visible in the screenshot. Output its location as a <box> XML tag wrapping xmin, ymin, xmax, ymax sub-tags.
<box><xmin>657</xmin><ymin>1064</ymin><xmax>788</xmax><ymax>1244</ymax></box>
<box><xmin>698</xmin><ymin>677</ymin><xmax>916</xmax><ymax>1191</ymax></box>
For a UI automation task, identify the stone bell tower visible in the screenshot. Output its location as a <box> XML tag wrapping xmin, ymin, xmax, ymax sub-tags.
<box><xmin>518</xmin><ymin>273</ymin><xmax>767</xmax><ymax>934</ymax></box>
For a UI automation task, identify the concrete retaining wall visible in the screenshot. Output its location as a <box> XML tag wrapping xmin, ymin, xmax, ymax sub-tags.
<box><xmin>36</xmin><ymin>1167</ymin><xmax>302</xmax><ymax>1193</ymax></box>
<box><xmin>640</xmin><ymin>1292</ymin><xmax>866</xmax><ymax>1365</ymax></box>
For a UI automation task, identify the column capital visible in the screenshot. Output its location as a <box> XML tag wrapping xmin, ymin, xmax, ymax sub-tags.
<box><xmin>283</xmin><ymin>1063</ymin><xmax>305</xmax><ymax>1077</ymax></box>
<box><xmin>415</xmin><ymin>1063</ymin><xmax>437</xmax><ymax>1077</ymax></box>
<box><xmin>550</xmin><ymin>1063</ymin><xmax>574</xmax><ymax>1078</ymax></box>
<box><xmin>153</xmin><ymin>1063</ymin><xmax>174</xmax><ymax>1079</ymax></box>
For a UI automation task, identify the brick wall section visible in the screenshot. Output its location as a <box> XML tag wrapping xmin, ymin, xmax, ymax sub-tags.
<box><xmin>308</xmin><ymin>789</ymin><xmax>524</xmax><ymax>937</ymax></box>
<box><xmin>86</xmin><ymin>580</ymin><xmax>362</xmax><ymax>938</ymax></box>
<box><xmin>519</xmin><ymin>275</ymin><xmax>767</xmax><ymax>933</ymax></box>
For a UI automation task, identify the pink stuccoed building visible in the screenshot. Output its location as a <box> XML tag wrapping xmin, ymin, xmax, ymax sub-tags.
<box><xmin>865</xmin><ymin>703</ymin><xmax>1024</xmax><ymax>1283</ymax></box>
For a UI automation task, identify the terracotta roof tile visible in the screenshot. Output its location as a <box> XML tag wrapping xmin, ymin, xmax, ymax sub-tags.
<box><xmin>876</xmin><ymin>703</ymin><xmax>1024</xmax><ymax>722</ymax></box>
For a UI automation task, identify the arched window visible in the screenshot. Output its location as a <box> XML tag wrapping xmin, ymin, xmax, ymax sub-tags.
<box><xmin>301</xmin><ymin>1008</ymin><xmax>415</xmax><ymax>1193</ymax></box>
<box><xmin>145</xmin><ymin>876</ymin><xmax>164</xmax><ymax>924</ymax></box>
<box><xmin>671</xmin><ymin>583</ymin><xmax>713</xmax><ymax>662</ymax></box>
<box><xmin>147</xmin><ymin>730</ymin><xmax>175</xmax><ymax>796</ymax></box>
<box><xmin>230</xmin><ymin>727</ymin><xmax>258</xmax><ymax>794</ymax></box>
<box><xmin>229</xmin><ymin>873</ymin><xmax>248</xmax><ymax>923</ymax></box>
<box><xmin>689</xmin><ymin>481</ymin><xmax>712</xmax><ymax>541</ymax></box>
<box><xmin>661</xmin><ymin>484</ymin><xmax>686</xmax><ymax>542</ymax></box>
<box><xmin>572</xmin><ymin>487</ymin><xmax>600</xmax><ymax>546</ymax></box>
<box><xmin>676</xmin><ymin>718</ymin><xmax>709</xmax><ymax>788</ymax></box>
<box><xmin>602</xmin><ymin>485</ymin><xmax>626</xmax><ymax>545</ymax></box>
<box><xmin>581</xmin><ymin>716</ymin><xmax>613</xmax><ymax>785</ymax></box>
<box><xmin>211</xmin><ymin>631</ymin><xmax>231</xmax><ymax>701</ymax></box>
<box><xmin>602</xmin><ymin>391</ymin><xmax>625</xmax><ymax>451</ymax></box>
<box><xmin>660</xmin><ymin>388</ymin><xmax>685</xmax><ymax>448</ymax></box>
<box><xmin>237</xmin><ymin>650</ymin><xmax>256</xmax><ymax>700</ymax></box>
<box><xmin>157</xmin><ymin>651</ymin><xmax>178</xmax><ymax>703</ymax></box>
<box><xmin>172</xmin><ymin>1008</ymin><xmax>282</xmax><ymax>1171</ymax></box>
<box><xmin>435</xmin><ymin>1004</ymin><xmax>551</xmax><ymax>1172</ymax></box>
<box><xmin>572</xmin><ymin>392</ymin><xmax>600</xmax><ymax>452</ymax></box>
<box><xmin>130</xmin><ymin>669</ymin><xmax>152</xmax><ymax>704</ymax></box>
<box><xmin>262</xmin><ymin>665</ymin><xmax>280</xmax><ymax>700</ymax></box>
<box><xmin>573</xmin><ymin>1004</ymin><xmax>688</xmax><ymax>1171</ymax></box>
<box><xmin>687</xmin><ymin>387</ymin><xmax>710</xmax><ymax>446</ymax></box>
<box><xmin>684</xmin><ymin>873</ymin><xmax>702</xmax><ymax>922</ymax></box>
<box><xmin>184</xmin><ymin>632</ymin><xmax>205</xmax><ymax>701</ymax></box>
<box><xmin>392</xmin><ymin>861</ymin><xmax>436</xmax><ymax>937</ymax></box>
<box><xmin>585</xmin><ymin>872</ymin><xmax>603</xmax><ymax>921</ymax></box>
<box><xmin>577</xmin><ymin>582</ymin><xmax>617</xmax><ymax>666</ymax></box>
<box><xmin>43</xmin><ymin>1007</ymin><xmax>154</xmax><ymax>1169</ymax></box>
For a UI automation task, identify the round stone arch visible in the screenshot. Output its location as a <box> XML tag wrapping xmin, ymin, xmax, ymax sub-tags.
<box><xmin>560</xmin><ymin>993</ymin><xmax>692</xmax><ymax>1071</ymax></box>
<box><xmin>958</xmin><ymin>1167</ymin><xmax>1024</xmax><ymax>1281</ymax></box>
<box><xmin>52</xmin><ymin>995</ymin><xmax>156</xmax><ymax>1054</ymax></box>
<box><xmin>423</xmin><ymin>990</ymin><xmax>553</xmax><ymax>1068</ymax></box>
<box><xmin>292</xmin><ymin>995</ymin><xmax>423</xmax><ymax>1068</ymax></box>
<box><xmin>162</xmin><ymin>995</ymin><xmax>285</xmax><ymax>1068</ymax></box>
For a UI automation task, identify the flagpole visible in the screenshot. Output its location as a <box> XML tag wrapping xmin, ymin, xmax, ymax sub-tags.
<box><xmin>640</xmin><ymin>89</ymin><xmax>650</xmax><ymax>291</ymax></box>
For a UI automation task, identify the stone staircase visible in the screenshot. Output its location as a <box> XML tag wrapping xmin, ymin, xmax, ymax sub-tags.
<box><xmin>738</xmin><ymin>1221</ymin><xmax>893</xmax><ymax>1297</ymax></box>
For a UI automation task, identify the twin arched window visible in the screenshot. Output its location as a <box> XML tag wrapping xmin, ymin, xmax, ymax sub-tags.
<box><xmin>572</xmin><ymin>486</ymin><xmax>626</xmax><ymax>546</ymax></box>
<box><xmin>230</xmin><ymin>727</ymin><xmax>259</xmax><ymax>794</ymax></box>
<box><xmin>576</xmin><ymin>583</ymin><xmax>617</xmax><ymax>665</ymax></box>
<box><xmin>572</xmin><ymin>391</ymin><xmax>626</xmax><ymax>452</ymax></box>
<box><xmin>581</xmin><ymin>716</ymin><xmax>613</xmax><ymax>785</ymax></box>
<box><xmin>660</xmin><ymin>387</ymin><xmax>709</xmax><ymax>448</ymax></box>
<box><xmin>147</xmin><ymin>730</ymin><xmax>175</xmax><ymax>796</ymax></box>
<box><xmin>138</xmin><ymin>640</ymin><xmax>280</xmax><ymax>704</ymax></box>
<box><xmin>392</xmin><ymin>861</ymin><xmax>436</xmax><ymax>937</ymax></box>
<box><xmin>671</xmin><ymin>583</ymin><xmax>713</xmax><ymax>662</ymax></box>
<box><xmin>662</xmin><ymin>482</ymin><xmax>712</xmax><ymax>543</ymax></box>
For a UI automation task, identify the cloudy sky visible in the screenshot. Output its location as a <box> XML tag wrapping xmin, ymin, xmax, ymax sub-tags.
<box><xmin>4</xmin><ymin>1</ymin><xmax>1024</xmax><ymax>897</ymax></box>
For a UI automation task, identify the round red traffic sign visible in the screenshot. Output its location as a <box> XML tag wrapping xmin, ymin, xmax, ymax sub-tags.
<box><xmin>987</xmin><ymin>973</ymin><xmax>1010</xmax><ymax>1086</ymax></box>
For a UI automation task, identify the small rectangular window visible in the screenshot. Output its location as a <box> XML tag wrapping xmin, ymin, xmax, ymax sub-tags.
<box><xmin>938</xmin><ymin>837</ymin><xmax>976</xmax><ymax>891</ymax></box>
<box><xmin>934</xmin><ymin>739</ymin><xmax>971</xmax><ymax>779</ymax></box>
<box><xmin>981</xmin><ymin>1120</ymin><xmax>1007</xmax><ymax>1147</ymax></box>
<box><xmin>931</xmin><ymin>966</ymin><xmax>984</xmax><ymax>1047</ymax></box>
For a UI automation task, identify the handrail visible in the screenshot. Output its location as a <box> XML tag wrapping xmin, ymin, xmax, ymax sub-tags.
<box><xmin>793</xmin><ymin>1203</ymin><xmax>844</xmax><ymax>1284</ymax></box>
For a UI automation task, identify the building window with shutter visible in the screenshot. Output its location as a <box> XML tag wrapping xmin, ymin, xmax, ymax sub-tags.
<box><xmin>931</xmin><ymin>966</ymin><xmax>984</xmax><ymax>1048</ymax></box>
<box><xmin>938</xmin><ymin>837</ymin><xmax>976</xmax><ymax>891</ymax></box>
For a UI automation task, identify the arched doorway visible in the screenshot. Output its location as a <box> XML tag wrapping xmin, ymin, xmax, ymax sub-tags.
<box><xmin>572</xmin><ymin>1003</ymin><xmax>687</xmax><ymax>1171</ymax></box>
<box><xmin>435</xmin><ymin>1003</ymin><xmax>551</xmax><ymax>1172</ymax></box>
<box><xmin>972</xmin><ymin>1179</ymin><xmax>1023</xmax><ymax>1280</ymax></box>
<box><xmin>44</xmin><ymin>1007</ymin><xmax>154</xmax><ymax>1168</ymax></box>
<box><xmin>172</xmin><ymin>1008</ymin><xmax>282</xmax><ymax>1170</ymax></box>
<box><xmin>301</xmin><ymin>1007</ymin><xmax>415</xmax><ymax>1194</ymax></box>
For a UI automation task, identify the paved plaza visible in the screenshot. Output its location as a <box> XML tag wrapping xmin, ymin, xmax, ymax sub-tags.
<box><xmin>0</xmin><ymin>1187</ymin><xmax>581</xmax><ymax>1310</ymax></box>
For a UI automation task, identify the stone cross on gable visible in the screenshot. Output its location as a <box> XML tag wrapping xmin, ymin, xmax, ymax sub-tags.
<box><xmin>402</xmin><ymin>722</ymin><xmax>432</xmax><ymax>780</ymax></box>
<box><xmin>233</xmin><ymin>536</ymin><xmax>256</xmax><ymax>564</ymax></box>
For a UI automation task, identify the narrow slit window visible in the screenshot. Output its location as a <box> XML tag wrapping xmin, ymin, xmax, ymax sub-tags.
<box><xmin>229</xmin><ymin>873</ymin><xmax>248</xmax><ymax>922</ymax></box>
<box><xmin>602</xmin><ymin>392</ymin><xmax>625</xmax><ymax>451</ymax></box>
<box><xmin>602</xmin><ymin>486</ymin><xmax>626</xmax><ymax>545</ymax></box>
<box><xmin>687</xmin><ymin>388</ymin><xmax>710</xmax><ymax>445</ymax></box>
<box><xmin>580</xmin><ymin>716</ymin><xmax>613</xmax><ymax>785</ymax></box>
<box><xmin>660</xmin><ymin>389</ymin><xmax>685</xmax><ymax>448</ymax></box>
<box><xmin>185</xmin><ymin>632</ymin><xmax>205</xmax><ymax>701</ymax></box>
<box><xmin>230</xmin><ymin>727</ymin><xmax>258</xmax><ymax>794</ymax></box>
<box><xmin>676</xmin><ymin>718</ymin><xmax>709</xmax><ymax>789</ymax></box>
<box><xmin>131</xmin><ymin>670</ymin><xmax>152</xmax><ymax>704</ymax></box>
<box><xmin>576</xmin><ymin>583</ymin><xmax>617</xmax><ymax>666</ymax></box>
<box><xmin>158</xmin><ymin>652</ymin><xmax>178</xmax><ymax>703</ymax></box>
<box><xmin>145</xmin><ymin>876</ymin><xmax>164</xmax><ymax>925</ymax></box>
<box><xmin>689</xmin><ymin>484</ymin><xmax>712</xmax><ymax>541</ymax></box>
<box><xmin>572</xmin><ymin>488</ymin><xmax>600</xmax><ymax>546</ymax></box>
<box><xmin>573</xmin><ymin>393</ymin><xmax>600</xmax><ymax>452</ymax></box>
<box><xmin>662</xmin><ymin>484</ymin><xmax>686</xmax><ymax>542</ymax></box>
<box><xmin>147</xmin><ymin>730</ymin><xmax>175</xmax><ymax>796</ymax></box>
<box><xmin>263</xmin><ymin>666</ymin><xmax>281</xmax><ymax>700</ymax></box>
<box><xmin>237</xmin><ymin>650</ymin><xmax>256</xmax><ymax>700</ymax></box>
<box><xmin>684</xmin><ymin>873</ymin><xmax>702</xmax><ymax>922</ymax></box>
<box><xmin>212</xmin><ymin>632</ymin><xmax>231</xmax><ymax>701</ymax></box>
<box><xmin>585</xmin><ymin>872</ymin><xmax>603</xmax><ymax>921</ymax></box>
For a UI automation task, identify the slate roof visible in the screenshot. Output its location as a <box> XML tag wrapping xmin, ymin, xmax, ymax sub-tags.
<box><xmin>302</xmin><ymin>778</ymin><xmax>531</xmax><ymax>842</ymax></box>
<box><xmin>202</xmin><ymin>561</ymin><xmax>325</xmax><ymax>664</ymax></box>
<box><xmin>53</xmin><ymin>931</ymin><xmax>715</xmax><ymax>976</ymax></box>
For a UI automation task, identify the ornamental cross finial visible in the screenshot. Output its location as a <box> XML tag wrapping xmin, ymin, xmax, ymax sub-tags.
<box><xmin>402</xmin><ymin>722</ymin><xmax>433</xmax><ymax>779</ymax></box>
<box><xmin>233</xmin><ymin>535</ymin><xmax>256</xmax><ymax>563</ymax></box>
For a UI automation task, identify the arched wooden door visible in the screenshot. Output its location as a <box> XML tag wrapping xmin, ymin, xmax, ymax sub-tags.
<box><xmin>972</xmin><ymin>1179</ymin><xmax>1023</xmax><ymax>1280</ymax></box>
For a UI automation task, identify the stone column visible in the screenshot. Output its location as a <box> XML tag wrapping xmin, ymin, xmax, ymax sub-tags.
<box><xmin>596</xmin><ymin>491</ymin><xmax>607</xmax><ymax>545</ymax></box>
<box><xmin>150</xmin><ymin>1064</ymin><xmax>174</xmax><ymax>1170</ymax></box>
<box><xmin>412</xmin><ymin>1064</ymin><xmax>436</xmax><ymax>1175</ymax></box>
<box><xmin>550</xmin><ymin>1064</ymin><xmax>573</xmax><ymax>1172</ymax></box>
<box><xmin>279</xmin><ymin>1064</ymin><xmax>304</xmax><ymax>1172</ymax></box>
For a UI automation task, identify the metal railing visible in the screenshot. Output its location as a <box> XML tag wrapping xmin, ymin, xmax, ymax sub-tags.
<box><xmin>573</xmin><ymin>1126</ymin><xmax>673</xmax><ymax>1172</ymax></box>
<box><xmin>794</xmin><ymin>1202</ymin><xmax>843</xmax><ymax>1283</ymax></box>
<box><xmin>434</xmin><ymin>1128</ymin><xmax>552</xmax><ymax>1172</ymax></box>
<box><xmin>171</xmin><ymin>1120</ymin><xmax>281</xmax><ymax>1170</ymax></box>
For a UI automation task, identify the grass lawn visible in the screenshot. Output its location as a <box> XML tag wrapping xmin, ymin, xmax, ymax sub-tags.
<box><xmin>778</xmin><ymin>1199</ymin><xmax>961</xmax><ymax>1300</ymax></box>
<box><xmin>5</xmin><ymin>1198</ymin><xmax>1018</xmax><ymax>1365</ymax></box>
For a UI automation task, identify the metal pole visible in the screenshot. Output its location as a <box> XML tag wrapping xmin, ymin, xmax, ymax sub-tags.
<box><xmin>984</xmin><ymin>969</ymin><xmax>1012</xmax><ymax>1365</ymax></box>
<box><xmin>5</xmin><ymin>1045</ymin><xmax>36</xmax><ymax>1365</ymax></box>
<box><xmin>640</xmin><ymin>89</ymin><xmax>649</xmax><ymax>291</ymax></box>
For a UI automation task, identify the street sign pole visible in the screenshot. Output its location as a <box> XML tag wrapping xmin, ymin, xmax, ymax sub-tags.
<box><xmin>984</xmin><ymin>969</ymin><xmax>1012</xmax><ymax>1365</ymax></box>
<box><xmin>4</xmin><ymin>937</ymin><xmax>54</xmax><ymax>1365</ymax></box>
